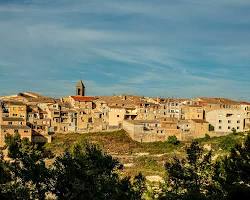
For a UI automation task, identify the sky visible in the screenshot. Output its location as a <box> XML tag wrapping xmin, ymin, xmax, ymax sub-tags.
<box><xmin>0</xmin><ymin>0</ymin><xmax>250</xmax><ymax>100</ymax></box>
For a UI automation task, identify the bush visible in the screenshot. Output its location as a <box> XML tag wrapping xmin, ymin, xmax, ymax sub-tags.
<box><xmin>167</xmin><ymin>136</ymin><xmax>180</xmax><ymax>145</ymax></box>
<box><xmin>204</xmin><ymin>134</ymin><xmax>211</xmax><ymax>140</ymax></box>
<box><xmin>209</xmin><ymin>124</ymin><xmax>214</xmax><ymax>131</ymax></box>
<box><xmin>231</xmin><ymin>128</ymin><xmax>237</xmax><ymax>135</ymax></box>
<box><xmin>219</xmin><ymin>136</ymin><xmax>237</xmax><ymax>151</ymax></box>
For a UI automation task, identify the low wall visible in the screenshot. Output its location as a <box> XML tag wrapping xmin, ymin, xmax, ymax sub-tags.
<box><xmin>122</xmin><ymin>121</ymin><xmax>168</xmax><ymax>143</ymax></box>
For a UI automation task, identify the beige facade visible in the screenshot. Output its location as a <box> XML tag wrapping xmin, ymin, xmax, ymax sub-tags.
<box><xmin>181</xmin><ymin>105</ymin><xmax>204</xmax><ymax>120</ymax></box>
<box><xmin>157</xmin><ymin>98</ymin><xmax>188</xmax><ymax>119</ymax></box>
<box><xmin>160</xmin><ymin>118</ymin><xmax>181</xmax><ymax>140</ymax></box>
<box><xmin>1</xmin><ymin>81</ymin><xmax>250</xmax><ymax>144</ymax></box>
<box><xmin>108</xmin><ymin>106</ymin><xmax>126</xmax><ymax>128</ymax></box>
<box><xmin>206</xmin><ymin>109</ymin><xmax>245</xmax><ymax>133</ymax></box>
<box><xmin>0</xmin><ymin>101</ymin><xmax>32</xmax><ymax>146</ymax></box>
<box><xmin>123</xmin><ymin>120</ymin><xmax>167</xmax><ymax>142</ymax></box>
<box><xmin>178</xmin><ymin>119</ymin><xmax>209</xmax><ymax>140</ymax></box>
<box><xmin>240</xmin><ymin>102</ymin><xmax>250</xmax><ymax>131</ymax></box>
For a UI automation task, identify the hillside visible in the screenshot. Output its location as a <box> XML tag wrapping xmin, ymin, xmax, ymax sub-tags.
<box><xmin>45</xmin><ymin>130</ymin><xmax>248</xmax><ymax>177</ymax></box>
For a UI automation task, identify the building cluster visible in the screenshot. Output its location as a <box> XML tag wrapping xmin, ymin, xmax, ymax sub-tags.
<box><xmin>1</xmin><ymin>80</ymin><xmax>250</xmax><ymax>145</ymax></box>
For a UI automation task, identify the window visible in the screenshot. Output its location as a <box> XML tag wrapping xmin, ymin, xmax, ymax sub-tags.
<box><xmin>219</xmin><ymin>126</ymin><xmax>222</xmax><ymax>129</ymax></box>
<box><xmin>228</xmin><ymin>126</ymin><xmax>231</xmax><ymax>130</ymax></box>
<box><xmin>8</xmin><ymin>122</ymin><xmax>12</xmax><ymax>125</ymax></box>
<box><xmin>228</xmin><ymin>120</ymin><xmax>231</xmax><ymax>123</ymax></box>
<box><xmin>219</xmin><ymin>120</ymin><xmax>222</xmax><ymax>123</ymax></box>
<box><xmin>237</xmin><ymin>120</ymin><xmax>240</xmax><ymax>123</ymax></box>
<box><xmin>237</xmin><ymin>126</ymin><xmax>240</xmax><ymax>130</ymax></box>
<box><xmin>117</xmin><ymin>115</ymin><xmax>120</xmax><ymax>118</ymax></box>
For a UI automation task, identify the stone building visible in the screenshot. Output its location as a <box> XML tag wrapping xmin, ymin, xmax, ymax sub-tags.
<box><xmin>0</xmin><ymin>101</ymin><xmax>32</xmax><ymax>146</ymax></box>
<box><xmin>178</xmin><ymin>119</ymin><xmax>209</xmax><ymax>140</ymax></box>
<box><xmin>122</xmin><ymin>120</ymin><xmax>166</xmax><ymax>142</ymax></box>
<box><xmin>206</xmin><ymin>109</ymin><xmax>245</xmax><ymax>134</ymax></box>
<box><xmin>181</xmin><ymin>105</ymin><xmax>204</xmax><ymax>120</ymax></box>
<box><xmin>76</xmin><ymin>80</ymin><xmax>85</xmax><ymax>96</ymax></box>
<box><xmin>157</xmin><ymin>98</ymin><xmax>188</xmax><ymax>119</ymax></box>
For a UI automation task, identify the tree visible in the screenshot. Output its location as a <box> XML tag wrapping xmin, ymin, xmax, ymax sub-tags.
<box><xmin>167</xmin><ymin>136</ymin><xmax>180</xmax><ymax>145</ymax></box>
<box><xmin>214</xmin><ymin>135</ymin><xmax>250</xmax><ymax>200</ymax></box>
<box><xmin>132</xmin><ymin>172</ymin><xmax>146</xmax><ymax>199</ymax></box>
<box><xmin>52</xmin><ymin>141</ymin><xmax>144</xmax><ymax>200</ymax></box>
<box><xmin>5</xmin><ymin>133</ymin><xmax>52</xmax><ymax>200</ymax></box>
<box><xmin>160</xmin><ymin>141</ymin><xmax>222</xmax><ymax>200</ymax></box>
<box><xmin>0</xmin><ymin>150</ymin><xmax>11</xmax><ymax>199</ymax></box>
<box><xmin>208</xmin><ymin>124</ymin><xmax>214</xmax><ymax>132</ymax></box>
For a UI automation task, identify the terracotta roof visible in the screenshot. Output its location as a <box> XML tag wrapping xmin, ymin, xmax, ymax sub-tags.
<box><xmin>240</xmin><ymin>101</ymin><xmax>250</xmax><ymax>105</ymax></box>
<box><xmin>71</xmin><ymin>96</ymin><xmax>97</xmax><ymax>102</ymax></box>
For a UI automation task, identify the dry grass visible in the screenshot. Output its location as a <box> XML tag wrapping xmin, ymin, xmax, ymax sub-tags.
<box><xmin>44</xmin><ymin>130</ymin><xmax>249</xmax><ymax>177</ymax></box>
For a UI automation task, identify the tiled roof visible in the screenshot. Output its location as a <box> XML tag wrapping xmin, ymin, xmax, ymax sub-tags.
<box><xmin>240</xmin><ymin>101</ymin><xmax>250</xmax><ymax>105</ymax></box>
<box><xmin>0</xmin><ymin>125</ymin><xmax>31</xmax><ymax>130</ymax></box>
<box><xmin>197</xmin><ymin>97</ymin><xmax>240</xmax><ymax>105</ymax></box>
<box><xmin>4</xmin><ymin>101</ymin><xmax>26</xmax><ymax>106</ymax></box>
<box><xmin>126</xmin><ymin>120</ymin><xmax>160</xmax><ymax>124</ymax></box>
<box><xmin>71</xmin><ymin>96</ymin><xmax>97</xmax><ymax>102</ymax></box>
<box><xmin>98</xmin><ymin>95</ymin><xmax>146</xmax><ymax>108</ymax></box>
<box><xmin>191</xmin><ymin>119</ymin><xmax>208</xmax><ymax>123</ymax></box>
<box><xmin>2</xmin><ymin>117</ymin><xmax>25</xmax><ymax>121</ymax></box>
<box><xmin>159</xmin><ymin>98</ymin><xmax>190</xmax><ymax>103</ymax></box>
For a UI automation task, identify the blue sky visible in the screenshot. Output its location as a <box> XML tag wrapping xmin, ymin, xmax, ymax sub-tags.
<box><xmin>0</xmin><ymin>0</ymin><xmax>250</xmax><ymax>100</ymax></box>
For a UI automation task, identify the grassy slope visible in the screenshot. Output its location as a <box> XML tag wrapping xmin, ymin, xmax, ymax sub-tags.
<box><xmin>45</xmin><ymin>130</ymin><xmax>249</xmax><ymax>177</ymax></box>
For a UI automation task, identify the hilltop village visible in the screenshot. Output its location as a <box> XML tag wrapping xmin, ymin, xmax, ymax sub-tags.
<box><xmin>0</xmin><ymin>80</ymin><xmax>250</xmax><ymax>146</ymax></box>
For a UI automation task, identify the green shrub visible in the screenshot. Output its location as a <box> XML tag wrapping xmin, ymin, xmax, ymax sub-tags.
<box><xmin>167</xmin><ymin>136</ymin><xmax>180</xmax><ymax>145</ymax></box>
<box><xmin>232</xmin><ymin>128</ymin><xmax>237</xmax><ymax>135</ymax></box>
<box><xmin>204</xmin><ymin>133</ymin><xmax>211</xmax><ymax>140</ymax></box>
<box><xmin>219</xmin><ymin>136</ymin><xmax>237</xmax><ymax>151</ymax></box>
<box><xmin>209</xmin><ymin>124</ymin><xmax>215</xmax><ymax>131</ymax></box>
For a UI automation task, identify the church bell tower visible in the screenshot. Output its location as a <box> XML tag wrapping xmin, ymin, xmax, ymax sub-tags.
<box><xmin>76</xmin><ymin>80</ymin><xmax>85</xmax><ymax>96</ymax></box>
